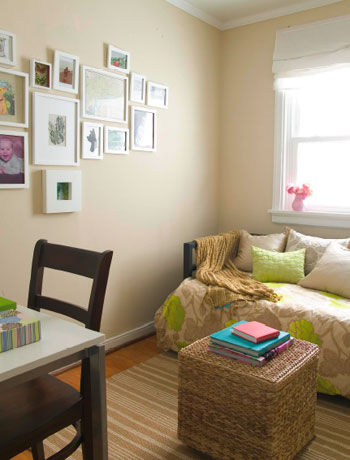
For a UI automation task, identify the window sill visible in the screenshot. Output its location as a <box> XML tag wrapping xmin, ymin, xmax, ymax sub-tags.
<box><xmin>268</xmin><ymin>209</ymin><xmax>350</xmax><ymax>229</ymax></box>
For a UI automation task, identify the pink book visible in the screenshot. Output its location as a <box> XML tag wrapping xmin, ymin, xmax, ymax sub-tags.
<box><xmin>232</xmin><ymin>320</ymin><xmax>279</xmax><ymax>343</ymax></box>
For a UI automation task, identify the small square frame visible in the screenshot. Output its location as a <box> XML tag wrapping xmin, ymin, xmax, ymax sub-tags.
<box><xmin>131</xmin><ymin>106</ymin><xmax>157</xmax><ymax>152</ymax></box>
<box><xmin>82</xmin><ymin>121</ymin><xmax>104</xmax><ymax>160</ymax></box>
<box><xmin>104</xmin><ymin>126</ymin><xmax>129</xmax><ymax>154</ymax></box>
<box><xmin>0</xmin><ymin>130</ymin><xmax>29</xmax><ymax>189</ymax></box>
<box><xmin>33</xmin><ymin>92</ymin><xmax>80</xmax><ymax>165</ymax></box>
<box><xmin>0</xmin><ymin>29</ymin><xmax>16</xmax><ymax>66</ymax></box>
<box><xmin>42</xmin><ymin>169</ymin><xmax>82</xmax><ymax>213</ymax></box>
<box><xmin>130</xmin><ymin>72</ymin><xmax>146</xmax><ymax>104</ymax></box>
<box><xmin>147</xmin><ymin>81</ymin><xmax>168</xmax><ymax>109</ymax></box>
<box><xmin>30</xmin><ymin>59</ymin><xmax>52</xmax><ymax>90</ymax></box>
<box><xmin>53</xmin><ymin>50</ymin><xmax>79</xmax><ymax>94</ymax></box>
<box><xmin>0</xmin><ymin>67</ymin><xmax>28</xmax><ymax>128</ymax></box>
<box><xmin>107</xmin><ymin>45</ymin><xmax>130</xmax><ymax>73</ymax></box>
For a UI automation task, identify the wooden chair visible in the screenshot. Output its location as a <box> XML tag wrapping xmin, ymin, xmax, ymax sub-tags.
<box><xmin>0</xmin><ymin>239</ymin><xmax>113</xmax><ymax>460</ymax></box>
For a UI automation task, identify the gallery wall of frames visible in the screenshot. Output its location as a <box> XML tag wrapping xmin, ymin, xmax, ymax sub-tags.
<box><xmin>0</xmin><ymin>28</ymin><xmax>169</xmax><ymax>212</ymax></box>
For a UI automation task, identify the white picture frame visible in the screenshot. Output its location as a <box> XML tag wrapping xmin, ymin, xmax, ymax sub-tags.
<box><xmin>0</xmin><ymin>130</ymin><xmax>28</xmax><ymax>189</ymax></box>
<box><xmin>0</xmin><ymin>29</ymin><xmax>16</xmax><ymax>66</ymax></box>
<box><xmin>53</xmin><ymin>50</ymin><xmax>79</xmax><ymax>94</ymax></box>
<box><xmin>131</xmin><ymin>106</ymin><xmax>157</xmax><ymax>152</ymax></box>
<box><xmin>104</xmin><ymin>126</ymin><xmax>129</xmax><ymax>155</ymax></box>
<box><xmin>33</xmin><ymin>92</ymin><xmax>80</xmax><ymax>166</ymax></box>
<box><xmin>107</xmin><ymin>45</ymin><xmax>130</xmax><ymax>73</ymax></box>
<box><xmin>130</xmin><ymin>72</ymin><xmax>146</xmax><ymax>104</ymax></box>
<box><xmin>82</xmin><ymin>122</ymin><xmax>103</xmax><ymax>160</ymax></box>
<box><xmin>147</xmin><ymin>81</ymin><xmax>168</xmax><ymax>109</ymax></box>
<box><xmin>42</xmin><ymin>169</ymin><xmax>82</xmax><ymax>213</ymax></box>
<box><xmin>82</xmin><ymin>65</ymin><xmax>128</xmax><ymax>124</ymax></box>
<box><xmin>30</xmin><ymin>59</ymin><xmax>52</xmax><ymax>90</ymax></box>
<box><xmin>0</xmin><ymin>67</ymin><xmax>28</xmax><ymax>128</ymax></box>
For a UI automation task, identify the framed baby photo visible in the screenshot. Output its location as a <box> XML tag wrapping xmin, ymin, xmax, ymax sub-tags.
<box><xmin>0</xmin><ymin>67</ymin><xmax>29</xmax><ymax>128</ymax></box>
<box><xmin>82</xmin><ymin>65</ymin><xmax>128</xmax><ymax>123</ymax></box>
<box><xmin>30</xmin><ymin>59</ymin><xmax>52</xmax><ymax>90</ymax></box>
<box><xmin>82</xmin><ymin>121</ymin><xmax>103</xmax><ymax>159</ymax></box>
<box><xmin>0</xmin><ymin>130</ymin><xmax>28</xmax><ymax>189</ymax></box>
<box><xmin>130</xmin><ymin>72</ymin><xmax>146</xmax><ymax>104</ymax></box>
<box><xmin>131</xmin><ymin>106</ymin><xmax>157</xmax><ymax>152</ymax></box>
<box><xmin>147</xmin><ymin>82</ymin><xmax>168</xmax><ymax>109</ymax></box>
<box><xmin>107</xmin><ymin>45</ymin><xmax>130</xmax><ymax>73</ymax></box>
<box><xmin>53</xmin><ymin>50</ymin><xmax>79</xmax><ymax>94</ymax></box>
<box><xmin>0</xmin><ymin>29</ymin><xmax>16</xmax><ymax>66</ymax></box>
<box><xmin>42</xmin><ymin>169</ymin><xmax>82</xmax><ymax>213</ymax></box>
<box><xmin>33</xmin><ymin>92</ymin><xmax>80</xmax><ymax>166</ymax></box>
<box><xmin>104</xmin><ymin>126</ymin><xmax>129</xmax><ymax>154</ymax></box>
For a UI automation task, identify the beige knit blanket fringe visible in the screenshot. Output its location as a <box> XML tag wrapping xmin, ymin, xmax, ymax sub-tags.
<box><xmin>195</xmin><ymin>230</ymin><xmax>280</xmax><ymax>308</ymax></box>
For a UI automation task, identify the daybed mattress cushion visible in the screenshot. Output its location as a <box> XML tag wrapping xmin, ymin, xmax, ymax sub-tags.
<box><xmin>155</xmin><ymin>278</ymin><xmax>350</xmax><ymax>398</ymax></box>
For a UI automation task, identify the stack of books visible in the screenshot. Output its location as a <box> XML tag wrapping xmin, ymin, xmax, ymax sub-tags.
<box><xmin>209</xmin><ymin>320</ymin><xmax>293</xmax><ymax>367</ymax></box>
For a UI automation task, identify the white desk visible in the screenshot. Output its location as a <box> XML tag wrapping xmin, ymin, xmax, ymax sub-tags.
<box><xmin>0</xmin><ymin>306</ymin><xmax>108</xmax><ymax>459</ymax></box>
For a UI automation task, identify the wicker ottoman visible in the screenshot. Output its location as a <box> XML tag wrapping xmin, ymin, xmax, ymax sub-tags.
<box><xmin>178</xmin><ymin>336</ymin><xmax>319</xmax><ymax>460</ymax></box>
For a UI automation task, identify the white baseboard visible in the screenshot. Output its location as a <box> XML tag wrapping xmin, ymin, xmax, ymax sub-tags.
<box><xmin>104</xmin><ymin>321</ymin><xmax>155</xmax><ymax>352</ymax></box>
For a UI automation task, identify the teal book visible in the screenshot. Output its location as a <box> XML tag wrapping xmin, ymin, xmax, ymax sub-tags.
<box><xmin>210</xmin><ymin>321</ymin><xmax>290</xmax><ymax>357</ymax></box>
<box><xmin>0</xmin><ymin>296</ymin><xmax>17</xmax><ymax>313</ymax></box>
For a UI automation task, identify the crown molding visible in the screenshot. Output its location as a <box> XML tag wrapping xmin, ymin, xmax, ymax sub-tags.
<box><xmin>164</xmin><ymin>0</ymin><xmax>222</xmax><ymax>29</ymax></box>
<box><xmin>165</xmin><ymin>0</ymin><xmax>343</xmax><ymax>31</ymax></box>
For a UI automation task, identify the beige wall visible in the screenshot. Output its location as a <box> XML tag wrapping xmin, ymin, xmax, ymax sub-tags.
<box><xmin>220</xmin><ymin>0</ymin><xmax>350</xmax><ymax>239</ymax></box>
<box><xmin>0</xmin><ymin>0</ymin><xmax>220</xmax><ymax>338</ymax></box>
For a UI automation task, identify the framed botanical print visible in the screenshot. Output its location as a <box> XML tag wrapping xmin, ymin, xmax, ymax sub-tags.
<box><xmin>0</xmin><ymin>130</ymin><xmax>28</xmax><ymax>189</ymax></box>
<box><xmin>82</xmin><ymin>121</ymin><xmax>103</xmax><ymax>159</ymax></box>
<box><xmin>0</xmin><ymin>67</ymin><xmax>28</xmax><ymax>128</ymax></box>
<box><xmin>42</xmin><ymin>169</ymin><xmax>82</xmax><ymax>213</ymax></box>
<box><xmin>104</xmin><ymin>126</ymin><xmax>129</xmax><ymax>154</ymax></box>
<box><xmin>131</xmin><ymin>106</ymin><xmax>157</xmax><ymax>152</ymax></box>
<box><xmin>130</xmin><ymin>72</ymin><xmax>146</xmax><ymax>104</ymax></box>
<box><xmin>82</xmin><ymin>65</ymin><xmax>128</xmax><ymax>123</ymax></box>
<box><xmin>0</xmin><ymin>29</ymin><xmax>16</xmax><ymax>66</ymax></box>
<box><xmin>30</xmin><ymin>59</ymin><xmax>52</xmax><ymax>90</ymax></box>
<box><xmin>53</xmin><ymin>50</ymin><xmax>79</xmax><ymax>94</ymax></box>
<box><xmin>147</xmin><ymin>81</ymin><xmax>168</xmax><ymax>109</ymax></box>
<box><xmin>33</xmin><ymin>92</ymin><xmax>80</xmax><ymax>165</ymax></box>
<box><xmin>107</xmin><ymin>45</ymin><xmax>130</xmax><ymax>73</ymax></box>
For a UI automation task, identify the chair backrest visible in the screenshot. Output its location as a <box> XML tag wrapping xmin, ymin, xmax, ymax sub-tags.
<box><xmin>27</xmin><ymin>239</ymin><xmax>113</xmax><ymax>332</ymax></box>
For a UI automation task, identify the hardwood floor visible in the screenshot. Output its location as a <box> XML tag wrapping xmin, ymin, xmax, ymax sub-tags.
<box><xmin>13</xmin><ymin>334</ymin><xmax>159</xmax><ymax>460</ymax></box>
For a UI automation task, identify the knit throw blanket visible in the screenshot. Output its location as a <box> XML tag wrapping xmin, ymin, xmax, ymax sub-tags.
<box><xmin>195</xmin><ymin>230</ymin><xmax>280</xmax><ymax>307</ymax></box>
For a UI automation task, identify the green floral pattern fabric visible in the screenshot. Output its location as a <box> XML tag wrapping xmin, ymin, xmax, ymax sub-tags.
<box><xmin>154</xmin><ymin>278</ymin><xmax>350</xmax><ymax>398</ymax></box>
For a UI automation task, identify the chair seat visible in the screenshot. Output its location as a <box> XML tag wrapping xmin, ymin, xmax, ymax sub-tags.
<box><xmin>0</xmin><ymin>374</ymin><xmax>82</xmax><ymax>458</ymax></box>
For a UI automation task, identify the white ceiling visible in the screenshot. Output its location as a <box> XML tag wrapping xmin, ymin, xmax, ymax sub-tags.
<box><xmin>165</xmin><ymin>0</ymin><xmax>343</xmax><ymax>29</ymax></box>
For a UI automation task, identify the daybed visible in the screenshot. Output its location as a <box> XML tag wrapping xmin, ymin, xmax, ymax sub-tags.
<box><xmin>154</xmin><ymin>229</ymin><xmax>350</xmax><ymax>399</ymax></box>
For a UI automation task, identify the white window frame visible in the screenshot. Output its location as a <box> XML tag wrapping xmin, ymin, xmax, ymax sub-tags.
<box><xmin>270</xmin><ymin>88</ymin><xmax>350</xmax><ymax>229</ymax></box>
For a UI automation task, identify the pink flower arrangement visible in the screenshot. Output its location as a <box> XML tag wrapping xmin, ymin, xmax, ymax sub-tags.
<box><xmin>286</xmin><ymin>183</ymin><xmax>312</xmax><ymax>199</ymax></box>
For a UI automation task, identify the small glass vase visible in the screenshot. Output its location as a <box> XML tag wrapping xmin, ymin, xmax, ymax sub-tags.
<box><xmin>292</xmin><ymin>195</ymin><xmax>304</xmax><ymax>211</ymax></box>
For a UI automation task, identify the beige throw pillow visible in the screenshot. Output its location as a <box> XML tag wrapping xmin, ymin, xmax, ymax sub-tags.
<box><xmin>285</xmin><ymin>228</ymin><xmax>350</xmax><ymax>275</ymax></box>
<box><xmin>233</xmin><ymin>230</ymin><xmax>287</xmax><ymax>272</ymax></box>
<box><xmin>298</xmin><ymin>242</ymin><xmax>350</xmax><ymax>299</ymax></box>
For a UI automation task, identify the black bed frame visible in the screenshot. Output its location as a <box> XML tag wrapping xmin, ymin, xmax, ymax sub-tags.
<box><xmin>183</xmin><ymin>241</ymin><xmax>197</xmax><ymax>279</ymax></box>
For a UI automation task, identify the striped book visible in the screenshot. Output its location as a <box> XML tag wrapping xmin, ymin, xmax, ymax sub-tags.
<box><xmin>0</xmin><ymin>309</ymin><xmax>41</xmax><ymax>353</ymax></box>
<box><xmin>209</xmin><ymin>337</ymin><xmax>294</xmax><ymax>366</ymax></box>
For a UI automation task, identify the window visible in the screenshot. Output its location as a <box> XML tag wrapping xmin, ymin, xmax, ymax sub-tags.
<box><xmin>271</xmin><ymin>66</ymin><xmax>350</xmax><ymax>228</ymax></box>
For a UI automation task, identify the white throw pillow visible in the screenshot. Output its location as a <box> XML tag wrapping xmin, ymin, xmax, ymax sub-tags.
<box><xmin>298</xmin><ymin>242</ymin><xmax>350</xmax><ymax>299</ymax></box>
<box><xmin>285</xmin><ymin>228</ymin><xmax>350</xmax><ymax>275</ymax></box>
<box><xmin>233</xmin><ymin>230</ymin><xmax>287</xmax><ymax>272</ymax></box>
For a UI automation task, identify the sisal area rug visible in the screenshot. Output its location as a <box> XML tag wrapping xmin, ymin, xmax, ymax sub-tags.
<box><xmin>44</xmin><ymin>353</ymin><xmax>350</xmax><ymax>460</ymax></box>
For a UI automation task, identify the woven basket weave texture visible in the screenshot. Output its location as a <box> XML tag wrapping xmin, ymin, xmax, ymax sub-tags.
<box><xmin>178</xmin><ymin>337</ymin><xmax>319</xmax><ymax>460</ymax></box>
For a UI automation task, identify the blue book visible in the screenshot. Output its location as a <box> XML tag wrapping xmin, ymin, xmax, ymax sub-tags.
<box><xmin>210</xmin><ymin>321</ymin><xmax>290</xmax><ymax>357</ymax></box>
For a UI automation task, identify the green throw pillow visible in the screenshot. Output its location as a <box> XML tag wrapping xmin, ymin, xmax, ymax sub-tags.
<box><xmin>251</xmin><ymin>246</ymin><xmax>305</xmax><ymax>284</ymax></box>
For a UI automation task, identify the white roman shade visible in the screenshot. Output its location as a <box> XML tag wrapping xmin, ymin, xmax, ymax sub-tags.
<box><xmin>273</xmin><ymin>15</ymin><xmax>350</xmax><ymax>75</ymax></box>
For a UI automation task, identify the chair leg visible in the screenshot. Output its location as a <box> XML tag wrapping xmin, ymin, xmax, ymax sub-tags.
<box><xmin>32</xmin><ymin>441</ymin><xmax>45</xmax><ymax>460</ymax></box>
